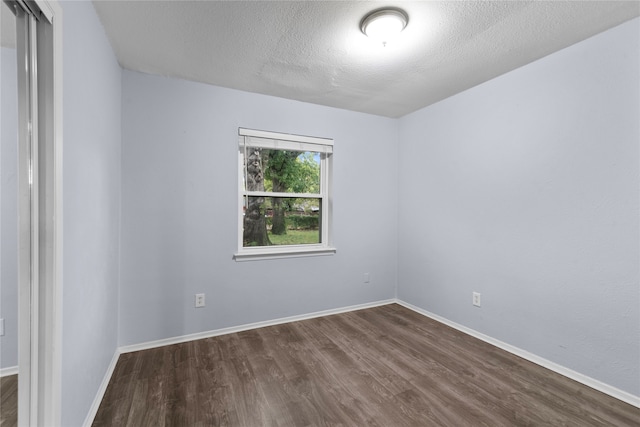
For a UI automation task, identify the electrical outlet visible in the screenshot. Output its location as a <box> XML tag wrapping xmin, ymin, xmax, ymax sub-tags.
<box><xmin>363</xmin><ymin>273</ymin><xmax>370</xmax><ymax>283</ymax></box>
<box><xmin>472</xmin><ymin>292</ymin><xmax>481</xmax><ymax>307</ymax></box>
<box><xmin>0</xmin><ymin>318</ymin><xmax>4</xmax><ymax>336</ymax></box>
<box><xmin>195</xmin><ymin>293</ymin><xmax>205</xmax><ymax>308</ymax></box>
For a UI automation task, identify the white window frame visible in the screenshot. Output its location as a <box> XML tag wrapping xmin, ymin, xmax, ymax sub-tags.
<box><xmin>234</xmin><ymin>128</ymin><xmax>336</xmax><ymax>261</ymax></box>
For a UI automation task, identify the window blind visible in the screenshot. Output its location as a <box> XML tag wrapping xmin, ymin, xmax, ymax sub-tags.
<box><xmin>239</xmin><ymin>128</ymin><xmax>333</xmax><ymax>154</ymax></box>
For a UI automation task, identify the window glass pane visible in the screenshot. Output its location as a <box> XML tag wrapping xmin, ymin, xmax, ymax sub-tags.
<box><xmin>243</xmin><ymin>197</ymin><xmax>321</xmax><ymax>247</ymax></box>
<box><xmin>244</xmin><ymin>147</ymin><xmax>320</xmax><ymax>194</ymax></box>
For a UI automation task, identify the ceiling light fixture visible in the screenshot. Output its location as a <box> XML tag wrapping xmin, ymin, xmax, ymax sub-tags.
<box><xmin>360</xmin><ymin>8</ymin><xmax>408</xmax><ymax>47</ymax></box>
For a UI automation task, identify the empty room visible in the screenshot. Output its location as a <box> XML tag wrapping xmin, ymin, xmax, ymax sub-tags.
<box><xmin>0</xmin><ymin>1</ymin><xmax>639</xmax><ymax>426</ymax></box>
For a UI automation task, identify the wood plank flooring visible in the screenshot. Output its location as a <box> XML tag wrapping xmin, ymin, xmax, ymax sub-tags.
<box><xmin>93</xmin><ymin>304</ymin><xmax>640</xmax><ymax>426</ymax></box>
<box><xmin>0</xmin><ymin>374</ymin><xmax>17</xmax><ymax>427</ymax></box>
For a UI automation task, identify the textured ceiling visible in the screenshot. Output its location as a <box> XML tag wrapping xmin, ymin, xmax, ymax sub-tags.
<box><xmin>93</xmin><ymin>0</ymin><xmax>639</xmax><ymax>118</ymax></box>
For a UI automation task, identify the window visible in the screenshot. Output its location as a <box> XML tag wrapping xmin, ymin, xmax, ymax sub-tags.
<box><xmin>235</xmin><ymin>128</ymin><xmax>335</xmax><ymax>261</ymax></box>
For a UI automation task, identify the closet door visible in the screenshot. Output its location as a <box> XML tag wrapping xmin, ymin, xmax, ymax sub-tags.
<box><xmin>4</xmin><ymin>0</ymin><xmax>62</xmax><ymax>425</ymax></box>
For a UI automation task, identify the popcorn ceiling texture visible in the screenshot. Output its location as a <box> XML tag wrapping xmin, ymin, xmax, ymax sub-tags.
<box><xmin>92</xmin><ymin>0</ymin><xmax>639</xmax><ymax>118</ymax></box>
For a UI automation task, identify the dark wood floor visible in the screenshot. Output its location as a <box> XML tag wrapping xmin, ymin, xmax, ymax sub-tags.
<box><xmin>0</xmin><ymin>374</ymin><xmax>17</xmax><ymax>427</ymax></box>
<box><xmin>93</xmin><ymin>304</ymin><xmax>639</xmax><ymax>426</ymax></box>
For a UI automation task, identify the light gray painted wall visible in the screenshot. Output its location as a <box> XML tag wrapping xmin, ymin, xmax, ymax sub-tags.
<box><xmin>397</xmin><ymin>18</ymin><xmax>639</xmax><ymax>396</ymax></box>
<box><xmin>0</xmin><ymin>47</ymin><xmax>18</xmax><ymax>370</ymax></box>
<box><xmin>119</xmin><ymin>70</ymin><xmax>398</xmax><ymax>346</ymax></box>
<box><xmin>61</xmin><ymin>1</ymin><xmax>121</xmax><ymax>425</ymax></box>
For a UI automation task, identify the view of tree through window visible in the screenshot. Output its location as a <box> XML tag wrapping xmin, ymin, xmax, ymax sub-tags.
<box><xmin>237</xmin><ymin>128</ymin><xmax>334</xmax><ymax>259</ymax></box>
<box><xmin>243</xmin><ymin>148</ymin><xmax>322</xmax><ymax>247</ymax></box>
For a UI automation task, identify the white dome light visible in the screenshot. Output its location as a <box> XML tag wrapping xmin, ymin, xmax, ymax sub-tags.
<box><xmin>361</xmin><ymin>8</ymin><xmax>408</xmax><ymax>46</ymax></box>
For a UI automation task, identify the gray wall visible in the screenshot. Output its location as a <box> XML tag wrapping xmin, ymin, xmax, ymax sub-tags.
<box><xmin>0</xmin><ymin>46</ymin><xmax>17</xmax><ymax>370</ymax></box>
<box><xmin>61</xmin><ymin>1</ymin><xmax>121</xmax><ymax>425</ymax></box>
<box><xmin>119</xmin><ymin>70</ymin><xmax>399</xmax><ymax>346</ymax></box>
<box><xmin>397</xmin><ymin>18</ymin><xmax>639</xmax><ymax>396</ymax></box>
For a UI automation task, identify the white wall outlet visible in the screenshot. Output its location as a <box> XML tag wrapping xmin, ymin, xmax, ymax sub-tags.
<box><xmin>195</xmin><ymin>293</ymin><xmax>205</xmax><ymax>308</ymax></box>
<box><xmin>363</xmin><ymin>273</ymin><xmax>370</xmax><ymax>283</ymax></box>
<box><xmin>472</xmin><ymin>292</ymin><xmax>481</xmax><ymax>307</ymax></box>
<box><xmin>0</xmin><ymin>318</ymin><xmax>4</xmax><ymax>336</ymax></box>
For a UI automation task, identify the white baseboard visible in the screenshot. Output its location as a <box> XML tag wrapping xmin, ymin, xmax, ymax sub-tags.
<box><xmin>85</xmin><ymin>299</ymin><xmax>394</xmax><ymax>426</ymax></box>
<box><xmin>85</xmin><ymin>296</ymin><xmax>638</xmax><ymax>427</ymax></box>
<box><xmin>395</xmin><ymin>299</ymin><xmax>640</xmax><ymax>409</ymax></box>
<box><xmin>82</xmin><ymin>351</ymin><xmax>120</xmax><ymax>427</ymax></box>
<box><xmin>119</xmin><ymin>299</ymin><xmax>396</xmax><ymax>354</ymax></box>
<box><xmin>0</xmin><ymin>365</ymin><xmax>18</xmax><ymax>377</ymax></box>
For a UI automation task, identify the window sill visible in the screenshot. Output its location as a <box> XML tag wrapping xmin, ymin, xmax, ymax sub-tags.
<box><xmin>234</xmin><ymin>246</ymin><xmax>336</xmax><ymax>262</ymax></box>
